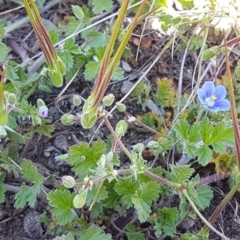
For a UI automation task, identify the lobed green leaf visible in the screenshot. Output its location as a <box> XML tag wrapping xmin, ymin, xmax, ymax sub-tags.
<box><xmin>48</xmin><ymin>189</ymin><xmax>75</xmax><ymax>225</ymax></box>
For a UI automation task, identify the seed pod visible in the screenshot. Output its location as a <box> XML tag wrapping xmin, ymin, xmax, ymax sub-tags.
<box><xmin>81</xmin><ymin>112</ymin><xmax>97</xmax><ymax>129</ymax></box>
<box><xmin>102</xmin><ymin>94</ymin><xmax>115</xmax><ymax>107</ymax></box>
<box><xmin>115</xmin><ymin>120</ymin><xmax>128</xmax><ymax>136</ymax></box>
<box><xmin>37</xmin><ymin>99</ymin><xmax>46</xmax><ymax>107</ymax></box>
<box><xmin>7</xmin><ymin>93</ymin><xmax>17</xmax><ymax>105</ymax></box>
<box><xmin>116</xmin><ymin>102</ymin><xmax>126</xmax><ymax>112</ymax></box>
<box><xmin>73</xmin><ymin>189</ymin><xmax>88</xmax><ymax>208</ymax></box>
<box><xmin>72</xmin><ymin>95</ymin><xmax>82</xmax><ymax>106</ymax></box>
<box><xmin>61</xmin><ymin>113</ymin><xmax>74</xmax><ymax>126</ymax></box>
<box><xmin>62</xmin><ymin>176</ymin><xmax>75</xmax><ymax>188</ymax></box>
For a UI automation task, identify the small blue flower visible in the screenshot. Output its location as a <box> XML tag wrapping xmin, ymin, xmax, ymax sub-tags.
<box><xmin>197</xmin><ymin>81</ymin><xmax>230</xmax><ymax>112</ymax></box>
<box><xmin>38</xmin><ymin>105</ymin><xmax>48</xmax><ymax>118</ymax></box>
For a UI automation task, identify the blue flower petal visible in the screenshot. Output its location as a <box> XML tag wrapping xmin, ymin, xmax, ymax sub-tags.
<box><xmin>214</xmin><ymin>99</ymin><xmax>231</xmax><ymax>111</ymax></box>
<box><xmin>214</xmin><ymin>85</ymin><xmax>227</xmax><ymax>100</ymax></box>
<box><xmin>197</xmin><ymin>89</ymin><xmax>207</xmax><ymax>105</ymax></box>
<box><xmin>202</xmin><ymin>81</ymin><xmax>215</xmax><ymax>97</ymax></box>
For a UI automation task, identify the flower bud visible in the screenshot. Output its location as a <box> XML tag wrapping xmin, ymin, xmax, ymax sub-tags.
<box><xmin>62</xmin><ymin>176</ymin><xmax>75</xmax><ymax>188</ymax></box>
<box><xmin>102</xmin><ymin>94</ymin><xmax>115</xmax><ymax>107</ymax></box>
<box><xmin>115</xmin><ymin>120</ymin><xmax>128</xmax><ymax>136</ymax></box>
<box><xmin>6</xmin><ymin>93</ymin><xmax>17</xmax><ymax>105</ymax></box>
<box><xmin>53</xmin><ymin>153</ymin><xmax>69</xmax><ymax>161</ymax></box>
<box><xmin>81</xmin><ymin>112</ymin><xmax>97</xmax><ymax>129</ymax></box>
<box><xmin>61</xmin><ymin>113</ymin><xmax>74</xmax><ymax>126</ymax></box>
<box><xmin>37</xmin><ymin>99</ymin><xmax>46</xmax><ymax>108</ymax></box>
<box><xmin>116</xmin><ymin>102</ymin><xmax>126</xmax><ymax>112</ymax></box>
<box><xmin>73</xmin><ymin>189</ymin><xmax>88</xmax><ymax>208</ymax></box>
<box><xmin>38</xmin><ymin>106</ymin><xmax>48</xmax><ymax>118</ymax></box>
<box><xmin>72</xmin><ymin>95</ymin><xmax>82</xmax><ymax>106</ymax></box>
<box><xmin>147</xmin><ymin>140</ymin><xmax>160</xmax><ymax>149</ymax></box>
<box><xmin>49</xmin><ymin>67</ymin><xmax>63</xmax><ymax>88</ymax></box>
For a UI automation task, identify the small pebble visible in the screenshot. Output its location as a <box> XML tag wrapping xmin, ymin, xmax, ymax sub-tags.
<box><xmin>121</xmin><ymin>80</ymin><xmax>134</xmax><ymax>95</ymax></box>
<box><xmin>121</xmin><ymin>61</ymin><xmax>132</xmax><ymax>72</ymax></box>
<box><xmin>43</xmin><ymin>151</ymin><xmax>51</xmax><ymax>158</ymax></box>
<box><xmin>23</xmin><ymin>211</ymin><xmax>43</xmax><ymax>239</ymax></box>
<box><xmin>54</xmin><ymin>134</ymin><xmax>68</xmax><ymax>152</ymax></box>
<box><xmin>178</xmin><ymin>217</ymin><xmax>195</xmax><ymax>231</ymax></box>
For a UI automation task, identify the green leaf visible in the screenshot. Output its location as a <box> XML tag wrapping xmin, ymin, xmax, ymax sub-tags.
<box><xmin>196</xmin><ymin>145</ymin><xmax>212</xmax><ymax>166</ymax></box>
<box><xmin>115</xmin><ymin>178</ymin><xmax>138</xmax><ymax>195</ymax></box>
<box><xmin>179</xmin><ymin>195</ymin><xmax>188</xmax><ymax>219</ymax></box>
<box><xmin>0</xmin><ymin>26</ymin><xmax>4</xmax><ymax>37</ymax></box>
<box><xmin>80</xmin><ymin>226</ymin><xmax>111</xmax><ymax>240</ymax></box>
<box><xmin>21</xmin><ymin>160</ymin><xmax>44</xmax><ymax>184</ymax></box>
<box><xmin>58</xmin><ymin>50</ymin><xmax>74</xmax><ymax>71</ymax></box>
<box><xmin>90</xmin><ymin>202</ymin><xmax>103</xmax><ymax>218</ymax></box>
<box><xmin>198</xmin><ymin>118</ymin><xmax>213</xmax><ymax>144</ymax></box>
<box><xmin>180</xmin><ymin>233</ymin><xmax>200</xmax><ymax>240</ymax></box>
<box><xmin>115</xmin><ymin>178</ymin><xmax>138</xmax><ymax>209</ymax></box>
<box><xmin>84</xmin><ymin>61</ymin><xmax>100</xmax><ymax>81</ymax></box>
<box><xmin>139</xmin><ymin>181</ymin><xmax>160</xmax><ymax>205</ymax></box>
<box><xmin>202</xmin><ymin>46</ymin><xmax>219</xmax><ymax>61</ymax></box>
<box><xmin>126</xmin><ymin>223</ymin><xmax>145</xmax><ymax>240</ymax></box>
<box><xmin>132</xmin><ymin>195</ymin><xmax>151</xmax><ymax>222</ymax></box>
<box><xmin>48</xmin><ymin>29</ymin><xmax>59</xmax><ymax>44</ymax></box>
<box><xmin>84</xmin><ymin>31</ymin><xmax>109</xmax><ymax>48</ymax></box>
<box><xmin>0</xmin><ymin>42</ymin><xmax>9</xmax><ymax>63</ymax></box>
<box><xmin>65</xmin><ymin>38</ymin><xmax>81</xmax><ymax>54</ymax></box>
<box><xmin>167</xmin><ymin>164</ymin><xmax>195</xmax><ymax>183</ymax></box>
<box><xmin>154</xmin><ymin>207</ymin><xmax>179</xmax><ymax>237</ymax></box>
<box><xmin>92</xmin><ymin>0</ymin><xmax>113</xmax><ymax>14</ymax></box>
<box><xmin>194</xmin><ymin>185</ymin><xmax>213</xmax><ymax>210</ymax></box>
<box><xmin>188</xmin><ymin>123</ymin><xmax>200</xmax><ymax>142</ymax></box>
<box><xmin>48</xmin><ymin>189</ymin><xmax>75</xmax><ymax>225</ymax></box>
<box><xmin>6</xmin><ymin>64</ymin><xmax>19</xmax><ymax>81</ymax></box>
<box><xmin>86</xmin><ymin>185</ymin><xmax>108</xmax><ymax>205</ymax></box>
<box><xmin>0</xmin><ymin>185</ymin><xmax>5</xmax><ymax>203</ymax></box>
<box><xmin>103</xmin><ymin>190</ymin><xmax>119</xmax><ymax>208</ymax></box>
<box><xmin>35</xmin><ymin>124</ymin><xmax>55</xmax><ymax>138</ymax></box>
<box><xmin>14</xmin><ymin>183</ymin><xmax>41</xmax><ymax>208</ymax></box>
<box><xmin>112</xmin><ymin>66</ymin><xmax>124</xmax><ymax>80</ymax></box>
<box><xmin>68</xmin><ymin>141</ymin><xmax>106</xmax><ymax>176</ymax></box>
<box><xmin>174</xmin><ymin>119</ymin><xmax>190</xmax><ymax>140</ymax></box>
<box><xmin>210</xmin><ymin>122</ymin><xmax>234</xmax><ymax>152</ymax></box>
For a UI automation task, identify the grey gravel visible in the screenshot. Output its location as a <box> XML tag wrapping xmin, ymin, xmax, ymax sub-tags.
<box><xmin>23</xmin><ymin>211</ymin><xmax>43</xmax><ymax>239</ymax></box>
<box><xmin>121</xmin><ymin>61</ymin><xmax>132</xmax><ymax>72</ymax></box>
<box><xmin>54</xmin><ymin>134</ymin><xmax>68</xmax><ymax>152</ymax></box>
<box><xmin>121</xmin><ymin>80</ymin><xmax>135</xmax><ymax>95</ymax></box>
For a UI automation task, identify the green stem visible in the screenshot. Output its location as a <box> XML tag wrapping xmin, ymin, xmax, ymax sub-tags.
<box><xmin>144</xmin><ymin>170</ymin><xmax>182</xmax><ymax>189</ymax></box>
<box><xmin>183</xmin><ymin>189</ymin><xmax>229</xmax><ymax>240</ymax></box>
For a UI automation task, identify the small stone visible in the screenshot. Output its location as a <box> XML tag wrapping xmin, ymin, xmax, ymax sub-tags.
<box><xmin>43</xmin><ymin>151</ymin><xmax>51</xmax><ymax>158</ymax></box>
<box><xmin>121</xmin><ymin>61</ymin><xmax>132</xmax><ymax>72</ymax></box>
<box><xmin>23</xmin><ymin>211</ymin><xmax>43</xmax><ymax>239</ymax></box>
<box><xmin>121</xmin><ymin>80</ymin><xmax>134</xmax><ymax>95</ymax></box>
<box><xmin>54</xmin><ymin>134</ymin><xmax>68</xmax><ymax>152</ymax></box>
<box><xmin>178</xmin><ymin>217</ymin><xmax>195</xmax><ymax>231</ymax></box>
